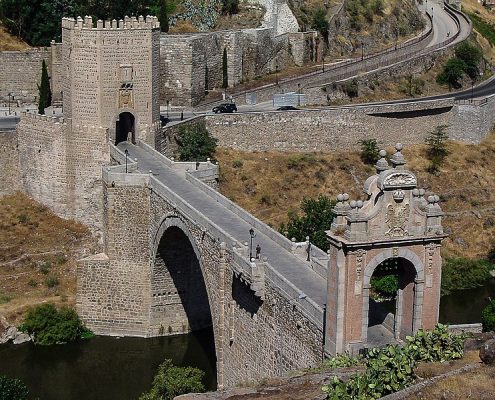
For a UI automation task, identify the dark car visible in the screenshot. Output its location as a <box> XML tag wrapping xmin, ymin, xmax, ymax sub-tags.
<box><xmin>277</xmin><ymin>106</ymin><xmax>299</xmax><ymax>111</ymax></box>
<box><xmin>212</xmin><ymin>103</ymin><xmax>237</xmax><ymax>113</ymax></box>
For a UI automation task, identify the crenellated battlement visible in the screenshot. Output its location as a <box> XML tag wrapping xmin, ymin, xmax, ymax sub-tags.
<box><xmin>61</xmin><ymin>15</ymin><xmax>160</xmax><ymax>30</ymax></box>
<box><xmin>22</xmin><ymin>111</ymin><xmax>67</xmax><ymax>125</ymax></box>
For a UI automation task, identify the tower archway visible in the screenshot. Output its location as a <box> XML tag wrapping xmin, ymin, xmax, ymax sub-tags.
<box><xmin>115</xmin><ymin>112</ymin><xmax>135</xmax><ymax>145</ymax></box>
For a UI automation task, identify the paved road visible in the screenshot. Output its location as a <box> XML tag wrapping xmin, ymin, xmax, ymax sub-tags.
<box><xmin>118</xmin><ymin>141</ymin><xmax>328</xmax><ymax>309</ymax></box>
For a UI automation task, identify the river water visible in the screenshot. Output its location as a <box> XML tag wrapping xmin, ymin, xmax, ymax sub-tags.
<box><xmin>0</xmin><ymin>328</ymin><xmax>216</xmax><ymax>400</ymax></box>
<box><xmin>1</xmin><ymin>280</ymin><xmax>494</xmax><ymax>399</ymax></box>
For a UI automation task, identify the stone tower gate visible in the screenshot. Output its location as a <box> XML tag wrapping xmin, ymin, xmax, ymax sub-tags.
<box><xmin>325</xmin><ymin>144</ymin><xmax>446</xmax><ymax>355</ymax></box>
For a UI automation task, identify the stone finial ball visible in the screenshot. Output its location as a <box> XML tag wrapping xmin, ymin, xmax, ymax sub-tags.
<box><xmin>419</xmin><ymin>188</ymin><xmax>425</xmax><ymax>196</ymax></box>
<box><xmin>395</xmin><ymin>143</ymin><xmax>403</xmax><ymax>151</ymax></box>
<box><xmin>350</xmin><ymin>200</ymin><xmax>357</xmax><ymax>208</ymax></box>
<box><xmin>337</xmin><ymin>194</ymin><xmax>344</xmax><ymax>202</ymax></box>
<box><xmin>434</xmin><ymin>195</ymin><xmax>440</xmax><ymax>203</ymax></box>
<box><xmin>412</xmin><ymin>189</ymin><xmax>420</xmax><ymax>196</ymax></box>
<box><xmin>428</xmin><ymin>195</ymin><xmax>435</xmax><ymax>203</ymax></box>
<box><xmin>379</xmin><ymin>149</ymin><xmax>387</xmax><ymax>157</ymax></box>
<box><xmin>343</xmin><ymin>193</ymin><xmax>350</xmax><ymax>201</ymax></box>
<box><xmin>356</xmin><ymin>200</ymin><xmax>363</xmax><ymax>208</ymax></box>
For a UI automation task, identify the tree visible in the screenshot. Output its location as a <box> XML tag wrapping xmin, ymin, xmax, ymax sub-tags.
<box><xmin>455</xmin><ymin>42</ymin><xmax>482</xmax><ymax>80</ymax></box>
<box><xmin>222</xmin><ymin>47</ymin><xmax>228</xmax><ymax>89</ymax></box>
<box><xmin>358</xmin><ymin>138</ymin><xmax>380</xmax><ymax>165</ymax></box>
<box><xmin>436</xmin><ymin>57</ymin><xmax>467</xmax><ymax>90</ymax></box>
<box><xmin>175</xmin><ymin>121</ymin><xmax>217</xmax><ymax>161</ymax></box>
<box><xmin>312</xmin><ymin>7</ymin><xmax>329</xmax><ymax>43</ymax></box>
<box><xmin>279</xmin><ymin>195</ymin><xmax>335</xmax><ymax>251</ymax></box>
<box><xmin>481</xmin><ymin>299</ymin><xmax>495</xmax><ymax>332</ymax></box>
<box><xmin>20</xmin><ymin>303</ymin><xmax>92</xmax><ymax>345</ymax></box>
<box><xmin>221</xmin><ymin>0</ymin><xmax>239</xmax><ymax>15</ymax></box>
<box><xmin>0</xmin><ymin>375</ymin><xmax>29</xmax><ymax>400</ymax></box>
<box><xmin>38</xmin><ymin>59</ymin><xmax>52</xmax><ymax>115</ymax></box>
<box><xmin>425</xmin><ymin>125</ymin><xmax>449</xmax><ymax>173</ymax></box>
<box><xmin>159</xmin><ymin>0</ymin><xmax>169</xmax><ymax>32</ymax></box>
<box><xmin>139</xmin><ymin>359</ymin><xmax>205</xmax><ymax>400</ymax></box>
<box><xmin>343</xmin><ymin>79</ymin><xmax>359</xmax><ymax>100</ymax></box>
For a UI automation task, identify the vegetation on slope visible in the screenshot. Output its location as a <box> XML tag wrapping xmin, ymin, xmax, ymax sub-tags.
<box><xmin>216</xmin><ymin>131</ymin><xmax>495</xmax><ymax>261</ymax></box>
<box><xmin>0</xmin><ymin>192</ymin><xmax>95</xmax><ymax>326</ymax></box>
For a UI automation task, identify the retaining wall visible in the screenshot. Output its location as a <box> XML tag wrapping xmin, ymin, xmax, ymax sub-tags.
<box><xmin>0</xmin><ymin>131</ymin><xmax>21</xmax><ymax>196</ymax></box>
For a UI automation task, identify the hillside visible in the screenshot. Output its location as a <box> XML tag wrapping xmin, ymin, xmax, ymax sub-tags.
<box><xmin>216</xmin><ymin>130</ymin><xmax>495</xmax><ymax>260</ymax></box>
<box><xmin>0</xmin><ymin>23</ymin><xmax>29</xmax><ymax>51</ymax></box>
<box><xmin>0</xmin><ymin>192</ymin><xmax>97</xmax><ymax>326</ymax></box>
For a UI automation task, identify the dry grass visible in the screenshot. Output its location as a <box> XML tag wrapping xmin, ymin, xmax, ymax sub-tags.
<box><xmin>0</xmin><ymin>192</ymin><xmax>96</xmax><ymax>326</ymax></box>
<box><xmin>0</xmin><ymin>23</ymin><xmax>29</xmax><ymax>51</ymax></box>
<box><xmin>217</xmin><ymin>131</ymin><xmax>495</xmax><ymax>259</ymax></box>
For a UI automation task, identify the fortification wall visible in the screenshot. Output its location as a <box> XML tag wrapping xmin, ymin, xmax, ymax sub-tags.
<box><xmin>160</xmin><ymin>25</ymin><xmax>317</xmax><ymax>107</ymax></box>
<box><xmin>0</xmin><ymin>48</ymin><xmax>51</xmax><ymax>104</ymax></box>
<box><xmin>450</xmin><ymin>96</ymin><xmax>495</xmax><ymax>143</ymax></box>
<box><xmin>0</xmin><ymin>131</ymin><xmax>21</xmax><ymax>196</ymax></box>
<box><xmin>17</xmin><ymin>114</ymin><xmax>70</xmax><ymax>217</ymax></box>
<box><xmin>17</xmin><ymin>113</ymin><xmax>110</xmax><ymax>233</ymax></box>
<box><xmin>158</xmin><ymin>101</ymin><xmax>450</xmax><ymax>152</ymax></box>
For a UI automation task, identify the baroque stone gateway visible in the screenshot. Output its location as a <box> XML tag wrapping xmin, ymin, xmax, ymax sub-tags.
<box><xmin>11</xmin><ymin>15</ymin><xmax>445</xmax><ymax>388</ymax></box>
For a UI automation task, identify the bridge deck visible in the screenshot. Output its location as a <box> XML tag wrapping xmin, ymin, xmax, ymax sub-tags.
<box><xmin>118</xmin><ymin>142</ymin><xmax>328</xmax><ymax>307</ymax></box>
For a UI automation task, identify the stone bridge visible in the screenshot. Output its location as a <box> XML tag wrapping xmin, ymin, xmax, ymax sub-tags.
<box><xmin>77</xmin><ymin>138</ymin><xmax>445</xmax><ymax>387</ymax></box>
<box><xmin>77</xmin><ymin>141</ymin><xmax>328</xmax><ymax>387</ymax></box>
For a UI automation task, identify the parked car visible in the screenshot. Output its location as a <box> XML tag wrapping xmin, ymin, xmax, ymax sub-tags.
<box><xmin>277</xmin><ymin>106</ymin><xmax>299</xmax><ymax>111</ymax></box>
<box><xmin>212</xmin><ymin>103</ymin><xmax>237</xmax><ymax>113</ymax></box>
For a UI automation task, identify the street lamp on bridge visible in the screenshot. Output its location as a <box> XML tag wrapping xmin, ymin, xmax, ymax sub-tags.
<box><xmin>249</xmin><ymin>228</ymin><xmax>256</xmax><ymax>261</ymax></box>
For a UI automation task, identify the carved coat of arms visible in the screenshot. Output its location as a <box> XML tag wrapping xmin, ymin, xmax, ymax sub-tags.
<box><xmin>385</xmin><ymin>202</ymin><xmax>410</xmax><ymax>237</ymax></box>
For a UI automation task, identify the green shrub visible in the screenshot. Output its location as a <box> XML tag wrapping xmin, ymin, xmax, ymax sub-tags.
<box><xmin>0</xmin><ymin>290</ymin><xmax>12</xmax><ymax>305</ymax></box>
<box><xmin>425</xmin><ymin>125</ymin><xmax>449</xmax><ymax>173</ymax></box>
<box><xmin>232</xmin><ymin>159</ymin><xmax>243</xmax><ymax>168</ymax></box>
<box><xmin>175</xmin><ymin>121</ymin><xmax>217</xmax><ymax>162</ymax></box>
<box><xmin>279</xmin><ymin>195</ymin><xmax>335</xmax><ymax>251</ymax></box>
<box><xmin>45</xmin><ymin>274</ymin><xmax>59</xmax><ymax>288</ymax></box>
<box><xmin>371</xmin><ymin>274</ymin><xmax>399</xmax><ymax>296</ymax></box>
<box><xmin>323</xmin><ymin>353</ymin><xmax>362</xmax><ymax>369</ymax></box>
<box><xmin>405</xmin><ymin>324</ymin><xmax>464</xmax><ymax>362</ymax></box>
<box><xmin>455</xmin><ymin>42</ymin><xmax>482</xmax><ymax>80</ymax></box>
<box><xmin>358</xmin><ymin>138</ymin><xmax>380</xmax><ymax>165</ymax></box>
<box><xmin>441</xmin><ymin>256</ymin><xmax>494</xmax><ymax>295</ymax></box>
<box><xmin>0</xmin><ymin>375</ymin><xmax>29</xmax><ymax>400</ymax></box>
<box><xmin>343</xmin><ymin>79</ymin><xmax>359</xmax><ymax>100</ymax></box>
<box><xmin>437</xmin><ymin>57</ymin><xmax>467</xmax><ymax>90</ymax></box>
<box><xmin>467</xmin><ymin>12</ymin><xmax>495</xmax><ymax>47</ymax></box>
<box><xmin>139</xmin><ymin>359</ymin><xmax>205</xmax><ymax>400</ymax></box>
<box><xmin>19</xmin><ymin>303</ymin><xmax>92</xmax><ymax>345</ymax></box>
<box><xmin>481</xmin><ymin>299</ymin><xmax>495</xmax><ymax>332</ymax></box>
<box><xmin>312</xmin><ymin>7</ymin><xmax>329</xmax><ymax>42</ymax></box>
<box><xmin>221</xmin><ymin>0</ymin><xmax>239</xmax><ymax>15</ymax></box>
<box><xmin>39</xmin><ymin>261</ymin><xmax>52</xmax><ymax>275</ymax></box>
<box><xmin>322</xmin><ymin>324</ymin><xmax>466</xmax><ymax>399</ymax></box>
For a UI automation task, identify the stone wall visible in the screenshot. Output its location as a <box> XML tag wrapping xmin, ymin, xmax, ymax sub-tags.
<box><xmin>16</xmin><ymin>113</ymin><xmax>109</xmax><ymax>234</ymax></box>
<box><xmin>0</xmin><ymin>131</ymin><xmax>21</xmax><ymax>196</ymax></box>
<box><xmin>160</xmin><ymin>28</ymin><xmax>317</xmax><ymax>107</ymax></box>
<box><xmin>0</xmin><ymin>49</ymin><xmax>51</xmax><ymax>104</ymax></box>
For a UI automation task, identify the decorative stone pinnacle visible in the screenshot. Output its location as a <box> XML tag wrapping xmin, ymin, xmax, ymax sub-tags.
<box><xmin>375</xmin><ymin>149</ymin><xmax>389</xmax><ymax>172</ymax></box>
<box><xmin>391</xmin><ymin>143</ymin><xmax>406</xmax><ymax>169</ymax></box>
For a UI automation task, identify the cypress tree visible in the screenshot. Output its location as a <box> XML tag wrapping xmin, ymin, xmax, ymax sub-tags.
<box><xmin>222</xmin><ymin>47</ymin><xmax>228</xmax><ymax>89</ymax></box>
<box><xmin>159</xmin><ymin>0</ymin><xmax>169</xmax><ymax>33</ymax></box>
<box><xmin>37</xmin><ymin>59</ymin><xmax>52</xmax><ymax>114</ymax></box>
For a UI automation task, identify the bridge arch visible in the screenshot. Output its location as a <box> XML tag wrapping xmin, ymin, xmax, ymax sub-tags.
<box><xmin>362</xmin><ymin>249</ymin><xmax>424</xmax><ymax>342</ymax></box>
<box><xmin>150</xmin><ymin>215</ymin><xmax>216</xmax><ymax>336</ymax></box>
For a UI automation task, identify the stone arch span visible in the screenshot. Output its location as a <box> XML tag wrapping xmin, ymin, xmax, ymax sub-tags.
<box><xmin>362</xmin><ymin>249</ymin><xmax>425</xmax><ymax>342</ymax></box>
<box><xmin>150</xmin><ymin>215</ymin><xmax>216</xmax><ymax>336</ymax></box>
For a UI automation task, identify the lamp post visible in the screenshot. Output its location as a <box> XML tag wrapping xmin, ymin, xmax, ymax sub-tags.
<box><xmin>322</xmin><ymin>56</ymin><xmax>325</xmax><ymax>73</ymax></box>
<box><xmin>297</xmin><ymin>83</ymin><xmax>301</xmax><ymax>106</ymax></box>
<box><xmin>249</xmin><ymin>228</ymin><xmax>256</xmax><ymax>260</ymax></box>
<box><xmin>8</xmin><ymin>92</ymin><xmax>12</xmax><ymax>115</ymax></box>
<box><xmin>275</xmin><ymin>64</ymin><xmax>279</xmax><ymax>86</ymax></box>
<box><xmin>125</xmin><ymin>149</ymin><xmax>129</xmax><ymax>173</ymax></box>
<box><xmin>361</xmin><ymin>42</ymin><xmax>364</xmax><ymax>61</ymax></box>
